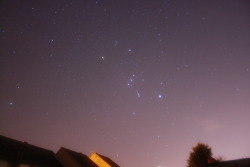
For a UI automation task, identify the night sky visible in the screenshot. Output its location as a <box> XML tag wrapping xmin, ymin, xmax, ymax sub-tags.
<box><xmin>1</xmin><ymin>1</ymin><xmax>250</xmax><ymax>167</ymax></box>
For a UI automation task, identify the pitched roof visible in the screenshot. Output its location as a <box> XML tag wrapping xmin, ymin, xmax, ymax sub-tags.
<box><xmin>90</xmin><ymin>152</ymin><xmax>120</xmax><ymax>167</ymax></box>
<box><xmin>56</xmin><ymin>147</ymin><xmax>98</xmax><ymax>167</ymax></box>
<box><xmin>0</xmin><ymin>135</ymin><xmax>63</xmax><ymax>167</ymax></box>
<box><xmin>207</xmin><ymin>158</ymin><xmax>250</xmax><ymax>167</ymax></box>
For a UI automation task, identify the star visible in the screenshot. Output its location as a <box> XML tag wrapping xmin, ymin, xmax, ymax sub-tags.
<box><xmin>136</xmin><ymin>90</ymin><xmax>141</xmax><ymax>98</ymax></box>
<box><xmin>158</xmin><ymin>94</ymin><xmax>162</xmax><ymax>99</ymax></box>
<box><xmin>16</xmin><ymin>83</ymin><xmax>20</xmax><ymax>89</ymax></box>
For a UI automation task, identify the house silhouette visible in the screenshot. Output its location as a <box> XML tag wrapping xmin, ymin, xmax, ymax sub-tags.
<box><xmin>56</xmin><ymin>147</ymin><xmax>98</xmax><ymax>167</ymax></box>
<box><xmin>0</xmin><ymin>135</ymin><xmax>120</xmax><ymax>167</ymax></box>
<box><xmin>0</xmin><ymin>135</ymin><xmax>63</xmax><ymax>167</ymax></box>
<box><xmin>207</xmin><ymin>158</ymin><xmax>250</xmax><ymax>167</ymax></box>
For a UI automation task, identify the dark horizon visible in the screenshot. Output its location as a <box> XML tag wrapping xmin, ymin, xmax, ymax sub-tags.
<box><xmin>1</xmin><ymin>1</ymin><xmax>250</xmax><ymax>167</ymax></box>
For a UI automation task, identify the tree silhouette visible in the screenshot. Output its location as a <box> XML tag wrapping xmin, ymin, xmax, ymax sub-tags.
<box><xmin>187</xmin><ymin>142</ymin><xmax>212</xmax><ymax>167</ymax></box>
